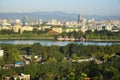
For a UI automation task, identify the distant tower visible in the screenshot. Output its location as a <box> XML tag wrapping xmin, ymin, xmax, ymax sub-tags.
<box><xmin>22</xmin><ymin>16</ymin><xmax>29</xmax><ymax>26</ymax></box>
<box><xmin>38</xmin><ymin>19</ymin><xmax>42</xmax><ymax>26</ymax></box>
<box><xmin>78</xmin><ymin>14</ymin><xmax>80</xmax><ymax>23</ymax></box>
<box><xmin>78</xmin><ymin>14</ymin><xmax>83</xmax><ymax>23</ymax></box>
<box><xmin>15</xmin><ymin>19</ymin><xmax>21</xmax><ymax>25</ymax></box>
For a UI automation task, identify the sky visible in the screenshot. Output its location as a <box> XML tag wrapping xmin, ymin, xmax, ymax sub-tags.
<box><xmin>0</xmin><ymin>0</ymin><xmax>120</xmax><ymax>16</ymax></box>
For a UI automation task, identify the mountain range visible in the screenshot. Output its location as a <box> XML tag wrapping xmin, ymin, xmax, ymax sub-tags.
<box><xmin>0</xmin><ymin>11</ymin><xmax>120</xmax><ymax>21</ymax></box>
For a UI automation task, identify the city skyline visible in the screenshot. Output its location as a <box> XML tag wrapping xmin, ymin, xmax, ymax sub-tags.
<box><xmin>0</xmin><ymin>0</ymin><xmax>120</xmax><ymax>16</ymax></box>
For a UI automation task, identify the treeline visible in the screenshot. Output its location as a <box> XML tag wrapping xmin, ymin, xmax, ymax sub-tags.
<box><xmin>0</xmin><ymin>29</ymin><xmax>120</xmax><ymax>40</ymax></box>
<box><xmin>0</xmin><ymin>29</ymin><xmax>17</xmax><ymax>35</ymax></box>
<box><xmin>59</xmin><ymin>30</ymin><xmax>120</xmax><ymax>40</ymax></box>
<box><xmin>0</xmin><ymin>28</ymin><xmax>52</xmax><ymax>35</ymax></box>
<box><xmin>85</xmin><ymin>30</ymin><xmax>120</xmax><ymax>40</ymax></box>
<box><xmin>0</xmin><ymin>29</ymin><xmax>55</xmax><ymax>39</ymax></box>
<box><xmin>0</xmin><ymin>43</ymin><xmax>120</xmax><ymax>79</ymax></box>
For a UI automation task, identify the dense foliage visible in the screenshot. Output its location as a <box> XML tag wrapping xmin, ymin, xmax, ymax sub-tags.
<box><xmin>85</xmin><ymin>30</ymin><xmax>120</xmax><ymax>40</ymax></box>
<box><xmin>0</xmin><ymin>29</ymin><xmax>120</xmax><ymax>40</ymax></box>
<box><xmin>59</xmin><ymin>30</ymin><xmax>120</xmax><ymax>40</ymax></box>
<box><xmin>0</xmin><ymin>43</ymin><xmax>120</xmax><ymax>80</ymax></box>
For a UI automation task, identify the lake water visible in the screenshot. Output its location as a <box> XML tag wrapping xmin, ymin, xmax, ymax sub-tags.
<box><xmin>0</xmin><ymin>40</ymin><xmax>120</xmax><ymax>46</ymax></box>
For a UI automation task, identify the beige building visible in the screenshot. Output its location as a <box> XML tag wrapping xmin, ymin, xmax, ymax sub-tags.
<box><xmin>52</xmin><ymin>27</ymin><xmax>62</xmax><ymax>33</ymax></box>
<box><xmin>40</xmin><ymin>26</ymin><xmax>51</xmax><ymax>30</ymax></box>
<box><xmin>65</xmin><ymin>21</ymin><xmax>79</xmax><ymax>27</ymax></box>
<box><xmin>0</xmin><ymin>26</ymin><xmax>12</xmax><ymax>30</ymax></box>
<box><xmin>20</xmin><ymin>26</ymin><xmax>33</xmax><ymax>32</ymax></box>
<box><xmin>13</xmin><ymin>25</ymin><xmax>22</xmax><ymax>32</ymax></box>
<box><xmin>13</xmin><ymin>25</ymin><xmax>34</xmax><ymax>34</ymax></box>
<box><xmin>0</xmin><ymin>47</ymin><xmax>3</xmax><ymax>57</ymax></box>
<box><xmin>47</xmin><ymin>19</ymin><xmax>63</xmax><ymax>26</ymax></box>
<box><xmin>2</xmin><ymin>73</ymin><xmax>30</xmax><ymax>80</ymax></box>
<box><xmin>80</xmin><ymin>27</ymin><xmax>87</xmax><ymax>33</ymax></box>
<box><xmin>63</xmin><ymin>27</ymin><xmax>80</xmax><ymax>33</ymax></box>
<box><xmin>106</xmin><ymin>24</ymin><xmax>112</xmax><ymax>31</ymax></box>
<box><xmin>18</xmin><ymin>73</ymin><xmax>30</xmax><ymax>80</ymax></box>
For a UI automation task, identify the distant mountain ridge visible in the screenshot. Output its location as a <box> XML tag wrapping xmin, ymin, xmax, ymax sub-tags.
<box><xmin>0</xmin><ymin>11</ymin><xmax>120</xmax><ymax>21</ymax></box>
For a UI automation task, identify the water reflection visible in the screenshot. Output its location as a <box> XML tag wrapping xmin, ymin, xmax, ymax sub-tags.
<box><xmin>0</xmin><ymin>40</ymin><xmax>119</xmax><ymax>46</ymax></box>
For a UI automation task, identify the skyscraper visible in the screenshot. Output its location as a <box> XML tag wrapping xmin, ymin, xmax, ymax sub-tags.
<box><xmin>77</xmin><ymin>14</ymin><xmax>83</xmax><ymax>23</ymax></box>
<box><xmin>22</xmin><ymin>16</ymin><xmax>29</xmax><ymax>26</ymax></box>
<box><xmin>78</xmin><ymin>14</ymin><xmax>80</xmax><ymax>23</ymax></box>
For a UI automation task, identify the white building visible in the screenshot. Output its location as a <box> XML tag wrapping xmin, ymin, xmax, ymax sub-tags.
<box><xmin>65</xmin><ymin>21</ymin><xmax>79</xmax><ymax>27</ymax></box>
<box><xmin>18</xmin><ymin>73</ymin><xmax>30</xmax><ymax>80</ymax></box>
<box><xmin>0</xmin><ymin>48</ymin><xmax>3</xmax><ymax>57</ymax></box>
<box><xmin>52</xmin><ymin>27</ymin><xmax>63</xmax><ymax>33</ymax></box>
<box><xmin>2</xmin><ymin>73</ymin><xmax>30</xmax><ymax>80</ymax></box>
<box><xmin>20</xmin><ymin>26</ymin><xmax>34</xmax><ymax>34</ymax></box>
<box><xmin>47</xmin><ymin>19</ymin><xmax>63</xmax><ymax>26</ymax></box>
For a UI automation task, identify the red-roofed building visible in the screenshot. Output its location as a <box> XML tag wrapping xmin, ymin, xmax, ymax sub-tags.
<box><xmin>48</xmin><ymin>29</ymin><xmax>58</xmax><ymax>34</ymax></box>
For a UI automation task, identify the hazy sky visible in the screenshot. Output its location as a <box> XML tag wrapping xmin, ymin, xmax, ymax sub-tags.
<box><xmin>0</xmin><ymin>0</ymin><xmax>120</xmax><ymax>15</ymax></box>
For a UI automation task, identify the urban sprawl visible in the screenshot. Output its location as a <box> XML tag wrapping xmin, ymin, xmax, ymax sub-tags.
<box><xmin>0</xmin><ymin>14</ymin><xmax>120</xmax><ymax>34</ymax></box>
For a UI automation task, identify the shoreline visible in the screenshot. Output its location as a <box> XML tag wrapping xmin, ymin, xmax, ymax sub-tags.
<box><xmin>0</xmin><ymin>37</ymin><xmax>54</xmax><ymax>40</ymax></box>
<box><xmin>86</xmin><ymin>39</ymin><xmax>120</xmax><ymax>42</ymax></box>
<box><xmin>0</xmin><ymin>37</ymin><xmax>120</xmax><ymax>42</ymax></box>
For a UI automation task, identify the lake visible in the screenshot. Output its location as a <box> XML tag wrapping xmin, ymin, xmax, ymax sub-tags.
<box><xmin>0</xmin><ymin>40</ymin><xmax>120</xmax><ymax>46</ymax></box>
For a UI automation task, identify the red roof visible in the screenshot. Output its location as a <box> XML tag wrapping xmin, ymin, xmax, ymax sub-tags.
<box><xmin>48</xmin><ymin>29</ymin><xmax>58</xmax><ymax>33</ymax></box>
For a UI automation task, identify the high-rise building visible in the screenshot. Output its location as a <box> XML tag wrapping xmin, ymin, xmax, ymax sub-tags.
<box><xmin>78</xmin><ymin>14</ymin><xmax>80</xmax><ymax>23</ymax></box>
<box><xmin>15</xmin><ymin>19</ymin><xmax>21</xmax><ymax>25</ymax></box>
<box><xmin>22</xmin><ymin>16</ymin><xmax>29</xmax><ymax>26</ymax></box>
<box><xmin>38</xmin><ymin>19</ymin><xmax>43</xmax><ymax>26</ymax></box>
<box><xmin>78</xmin><ymin>14</ymin><xmax>83</xmax><ymax>23</ymax></box>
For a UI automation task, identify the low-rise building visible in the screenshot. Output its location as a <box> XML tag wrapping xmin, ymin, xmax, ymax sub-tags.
<box><xmin>63</xmin><ymin>27</ymin><xmax>80</xmax><ymax>33</ymax></box>
<box><xmin>2</xmin><ymin>73</ymin><xmax>30</xmax><ymax>80</ymax></box>
<box><xmin>0</xmin><ymin>26</ymin><xmax>12</xmax><ymax>30</ymax></box>
<box><xmin>20</xmin><ymin>26</ymin><xmax>33</xmax><ymax>33</ymax></box>
<box><xmin>65</xmin><ymin>21</ymin><xmax>79</xmax><ymax>27</ymax></box>
<box><xmin>0</xmin><ymin>47</ymin><xmax>4</xmax><ymax>57</ymax></box>
<box><xmin>40</xmin><ymin>26</ymin><xmax>51</xmax><ymax>30</ymax></box>
<box><xmin>47</xmin><ymin>19</ymin><xmax>63</xmax><ymax>26</ymax></box>
<box><xmin>13</xmin><ymin>25</ymin><xmax>22</xmax><ymax>32</ymax></box>
<box><xmin>52</xmin><ymin>27</ymin><xmax>62</xmax><ymax>33</ymax></box>
<box><xmin>15</xmin><ymin>62</ymin><xmax>24</xmax><ymax>67</ymax></box>
<box><xmin>19</xmin><ymin>73</ymin><xmax>30</xmax><ymax>80</ymax></box>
